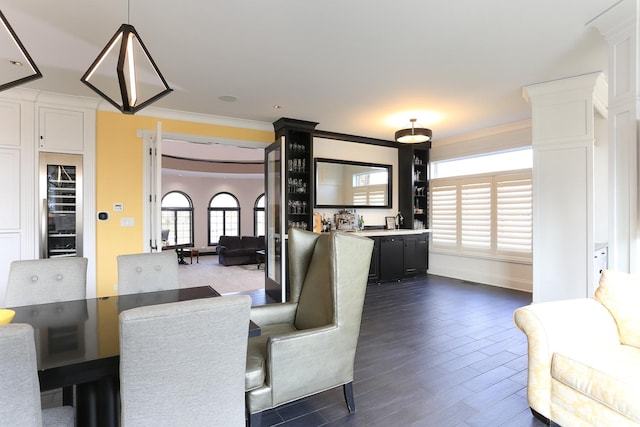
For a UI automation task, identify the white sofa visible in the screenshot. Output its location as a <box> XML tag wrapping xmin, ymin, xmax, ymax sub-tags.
<box><xmin>514</xmin><ymin>270</ymin><xmax>640</xmax><ymax>426</ymax></box>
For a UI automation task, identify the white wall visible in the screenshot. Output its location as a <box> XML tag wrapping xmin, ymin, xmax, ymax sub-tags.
<box><xmin>161</xmin><ymin>173</ymin><xmax>264</xmax><ymax>250</ymax></box>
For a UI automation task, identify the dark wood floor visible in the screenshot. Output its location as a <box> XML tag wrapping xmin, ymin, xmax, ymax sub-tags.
<box><xmin>241</xmin><ymin>274</ymin><xmax>547</xmax><ymax>427</ymax></box>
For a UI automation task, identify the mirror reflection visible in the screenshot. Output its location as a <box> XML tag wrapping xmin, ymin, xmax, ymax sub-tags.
<box><xmin>314</xmin><ymin>158</ymin><xmax>392</xmax><ymax>208</ymax></box>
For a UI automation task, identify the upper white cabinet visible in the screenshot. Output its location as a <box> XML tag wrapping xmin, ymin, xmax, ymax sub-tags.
<box><xmin>0</xmin><ymin>101</ymin><xmax>21</xmax><ymax>147</ymax></box>
<box><xmin>38</xmin><ymin>107</ymin><xmax>84</xmax><ymax>152</ymax></box>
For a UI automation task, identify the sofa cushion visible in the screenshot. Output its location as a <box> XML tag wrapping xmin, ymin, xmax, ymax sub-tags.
<box><xmin>218</xmin><ymin>236</ymin><xmax>241</xmax><ymax>250</ymax></box>
<box><xmin>551</xmin><ymin>345</ymin><xmax>640</xmax><ymax>423</ymax></box>
<box><xmin>595</xmin><ymin>270</ymin><xmax>640</xmax><ymax>348</ymax></box>
<box><xmin>241</xmin><ymin>236</ymin><xmax>260</xmax><ymax>249</ymax></box>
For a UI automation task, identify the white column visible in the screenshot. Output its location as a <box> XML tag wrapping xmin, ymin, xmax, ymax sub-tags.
<box><xmin>523</xmin><ymin>72</ymin><xmax>608</xmax><ymax>302</ymax></box>
<box><xmin>590</xmin><ymin>0</ymin><xmax>640</xmax><ymax>274</ymax></box>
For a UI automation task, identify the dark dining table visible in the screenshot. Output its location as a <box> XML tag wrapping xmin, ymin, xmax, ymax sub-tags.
<box><xmin>9</xmin><ymin>286</ymin><xmax>260</xmax><ymax>427</ymax></box>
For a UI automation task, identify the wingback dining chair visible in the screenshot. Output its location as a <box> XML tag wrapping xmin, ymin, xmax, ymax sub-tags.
<box><xmin>4</xmin><ymin>257</ymin><xmax>88</xmax><ymax>307</ymax></box>
<box><xmin>245</xmin><ymin>228</ymin><xmax>374</xmax><ymax>427</ymax></box>
<box><xmin>117</xmin><ymin>251</ymin><xmax>179</xmax><ymax>295</ymax></box>
<box><xmin>0</xmin><ymin>323</ymin><xmax>75</xmax><ymax>427</ymax></box>
<box><xmin>119</xmin><ymin>295</ymin><xmax>252</xmax><ymax>427</ymax></box>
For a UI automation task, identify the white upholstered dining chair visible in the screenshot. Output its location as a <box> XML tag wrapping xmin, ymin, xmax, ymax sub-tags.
<box><xmin>4</xmin><ymin>257</ymin><xmax>88</xmax><ymax>408</ymax></box>
<box><xmin>119</xmin><ymin>295</ymin><xmax>252</xmax><ymax>427</ymax></box>
<box><xmin>5</xmin><ymin>257</ymin><xmax>87</xmax><ymax>307</ymax></box>
<box><xmin>0</xmin><ymin>323</ymin><xmax>75</xmax><ymax>426</ymax></box>
<box><xmin>116</xmin><ymin>251</ymin><xmax>179</xmax><ymax>295</ymax></box>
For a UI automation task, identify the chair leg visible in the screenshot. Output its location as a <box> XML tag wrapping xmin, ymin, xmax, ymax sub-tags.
<box><xmin>248</xmin><ymin>411</ymin><xmax>262</xmax><ymax>427</ymax></box>
<box><xmin>343</xmin><ymin>382</ymin><xmax>356</xmax><ymax>413</ymax></box>
<box><xmin>530</xmin><ymin>407</ymin><xmax>550</xmax><ymax>425</ymax></box>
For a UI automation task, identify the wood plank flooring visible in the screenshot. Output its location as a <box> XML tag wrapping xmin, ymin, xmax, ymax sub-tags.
<box><xmin>245</xmin><ymin>274</ymin><xmax>546</xmax><ymax>427</ymax></box>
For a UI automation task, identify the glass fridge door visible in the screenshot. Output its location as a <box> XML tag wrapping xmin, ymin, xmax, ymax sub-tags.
<box><xmin>39</xmin><ymin>153</ymin><xmax>83</xmax><ymax>258</ymax></box>
<box><xmin>264</xmin><ymin>137</ymin><xmax>285</xmax><ymax>302</ymax></box>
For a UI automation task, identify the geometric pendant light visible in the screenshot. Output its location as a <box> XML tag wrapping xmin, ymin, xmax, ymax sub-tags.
<box><xmin>81</xmin><ymin>23</ymin><xmax>172</xmax><ymax>114</ymax></box>
<box><xmin>395</xmin><ymin>118</ymin><xmax>432</xmax><ymax>144</ymax></box>
<box><xmin>0</xmin><ymin>9</ymin><xmax>43</xmax><ymax>92</ymax></box>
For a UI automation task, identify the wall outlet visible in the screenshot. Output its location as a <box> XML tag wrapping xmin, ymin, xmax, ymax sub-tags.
<box><xmin>121</xmin><ymin>217</ymin><xmax>134</xmax><ymax>227</ymax></box>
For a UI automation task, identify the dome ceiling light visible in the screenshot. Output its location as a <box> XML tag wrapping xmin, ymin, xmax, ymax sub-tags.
<box><xmin>395</xmin><ymin>118</ymin><xmax>432</xmax><ymax>144</ymax></box>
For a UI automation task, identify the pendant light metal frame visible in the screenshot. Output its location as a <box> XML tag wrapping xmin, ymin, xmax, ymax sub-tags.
<box><xmin>81</xmin><ymin>23</ymin><xmax>172</xmax><ymax>114</ymax></box>
<box><xmin>0</xmin><ymin>9</ymin><xmax>43</xmax><ymax>92</ymax></box>
<box><xmin>395</xmin><ymin>118</ymin><xmax>432</xmax><ymax>144</ymax></box>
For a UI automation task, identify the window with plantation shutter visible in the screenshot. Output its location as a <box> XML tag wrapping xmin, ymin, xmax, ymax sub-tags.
<box><xmin>430</xmin><ymin>169</ymin><xmax>532</xmax><ymax>262</ymax></box>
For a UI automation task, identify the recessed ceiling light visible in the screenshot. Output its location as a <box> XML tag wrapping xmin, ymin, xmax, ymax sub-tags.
<box><xmin>9</xmin><ymin>60</ymin><xmax>23</xmax><ymax>67</ymax></box>
<box><xmin>218</xmin><ymin>95</ymin><xmax>237</xmax><ymax>102</ymax></box>
<box><xmin>273</xmin><ymin>105</ymin><xmax>282</xmax><ymax>109</ymax></box>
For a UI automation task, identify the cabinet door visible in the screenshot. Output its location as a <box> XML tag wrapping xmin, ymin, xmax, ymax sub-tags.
<box><xmin>264</xmin><ymin>138</ymin><xmax>285</xmax><ymax>303</ymax></box>
<box><xmin>0</xmin><ymin>101</ymin><xmax>20</xmax><ymax>147</ymax></box>
<box><xmin>380</xmin><ymin>237</ymin><xmax>403</xmax><ymax>281</ymax></box>
<box><xmin>404</xmin><ymin>235</ymin><xmax>429</xmax><ymax>276</ymax></box>
<box><xmin>39</xmin><ymin>107</ymin><xmax>84</xmax><ymax>152</ymax></box>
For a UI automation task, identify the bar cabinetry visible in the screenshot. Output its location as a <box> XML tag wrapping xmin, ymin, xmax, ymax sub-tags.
<box><xmin>358</xmin><ymin>231</ymin><xmax>429</xmax><ymax>283</ymax></box>
<box><xmin>265</xmin><ymin>118</ymin><xmax>318</xmax><ymax>302</ymax></box>
<box><xmin>398</xmin><ymin>143</ymin><xmax>430</xmax><ymax>230</ymax></box>
<box><xmin>274</xmin><ymin>118</ymin><xmax>317</xmax><ymax>232</ymax></box>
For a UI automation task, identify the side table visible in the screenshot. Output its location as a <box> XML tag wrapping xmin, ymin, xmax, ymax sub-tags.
<box><xmin>183</xmin><ymin>248</ymin><xmax>200</xmax><ymax>264</ymax></box>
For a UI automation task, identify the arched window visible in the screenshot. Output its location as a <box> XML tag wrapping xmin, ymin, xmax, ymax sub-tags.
<box><xmin>254</xmin><ymin>193</ymin><xmax>265</xmax><ymax>237</ymax></box>
<box><xmin>208</xmin><ymin>192</ymin><xmax>240</xmax><ymax>245</ymax></box>
<box><xmin>161</xmin><ymin>191</ymin><xmax>194</xmax><ymax>247</ymax></box>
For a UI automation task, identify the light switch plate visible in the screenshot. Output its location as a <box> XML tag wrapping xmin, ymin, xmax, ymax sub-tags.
<box><xmin>121</xmin><ymin>217</ymin><xmax>134</xmax><ymax>227</ymax></box>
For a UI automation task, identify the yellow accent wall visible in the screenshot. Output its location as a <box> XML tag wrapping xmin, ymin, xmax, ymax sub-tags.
<box><xmin>95</xmin><ymin>111</ymin><xmax>273</xmax><ymax>297</ymax></box>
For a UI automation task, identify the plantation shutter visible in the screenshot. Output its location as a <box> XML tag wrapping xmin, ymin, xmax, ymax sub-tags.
<box><xmin>496</xmin><ymin>174</ymin><xmax>532</xmax><ymax>254</ymax></box>
<box><xmin>460</xmin><ymin>181</ymin><xmax>492</xmax><ymax>250</ymax></box>
<box><xmin>430</xmin><ymin>183</ymin><xmax>457</xmax><ymax>248</ymax></box>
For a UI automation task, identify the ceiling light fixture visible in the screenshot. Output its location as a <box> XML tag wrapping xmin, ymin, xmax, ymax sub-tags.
<box><xmin>80</xmin><ymin>1</ymin><xmax>172</xmax><ymax>114</ymax></box>
<box><xmin>395</xmin><ymin>118</ymin><xmax>432</xmax><ymax>144</ymax></box>
<box><xmin>0</xmin><ymin>10</ymin><xmax>42</xmax><ymax>92</ymax></box>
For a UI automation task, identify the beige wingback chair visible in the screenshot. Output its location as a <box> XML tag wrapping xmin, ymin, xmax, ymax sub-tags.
<box><xmin>245</xmin><ymin>228</ymin><xmax>374</xmax><ymax>427</ymax></box>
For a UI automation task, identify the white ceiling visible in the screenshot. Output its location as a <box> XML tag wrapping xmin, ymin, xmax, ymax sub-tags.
<box><xmin>2</xmin><ymin>0</ymin><xmax>616</xmax><ymax>144</ymax></box>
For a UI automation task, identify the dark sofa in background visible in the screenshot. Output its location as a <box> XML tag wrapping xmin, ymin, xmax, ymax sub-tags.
<box><xmin>216</xmin><ymin>235</ymin><xmax>265</xmax><ymax>266</ymax></box>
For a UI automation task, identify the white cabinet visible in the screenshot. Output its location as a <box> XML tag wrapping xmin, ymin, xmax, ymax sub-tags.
<box><xmin>38</xmin><ymin>107</ymin><xmax>84</xmax><ymax>152</ymax></box>
<box><xmin>0</xmin><ymin>101</ymin><xmax>21</xmax><ymax>147</ymax></box>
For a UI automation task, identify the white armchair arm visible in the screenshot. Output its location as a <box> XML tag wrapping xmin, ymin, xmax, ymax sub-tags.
<box><xmin>513</xmin><ymin>298</ymin><xmax>620</xmax><ymax>419</ymax></box>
